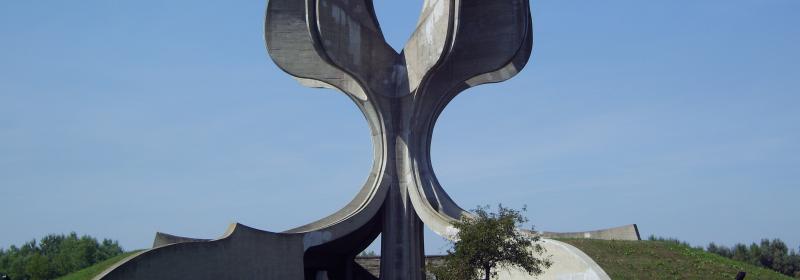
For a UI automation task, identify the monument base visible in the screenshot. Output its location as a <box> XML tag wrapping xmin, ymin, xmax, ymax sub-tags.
<box><xmin>356</xmin><ymin>239</ymin><xmax>612</xmax><ymax>280</ymax></box>
<box><xmin>94</xmin><ymin>223</ymin><xmax>640</xmax><ymax>280</ymax></box>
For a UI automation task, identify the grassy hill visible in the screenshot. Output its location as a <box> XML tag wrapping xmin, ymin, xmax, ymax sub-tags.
<box><xmin>561</xmin><ymin>239</ymin><xmax>795</xmax><ymax>280</ymax></box>
<box><xmin>56</xmin><ymin>251</ymin><xmax>142</xmax><ymax>280</ymax></box>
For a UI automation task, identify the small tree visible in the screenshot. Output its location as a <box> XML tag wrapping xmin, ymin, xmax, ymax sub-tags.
<box><xmin>431</xmin><ymin>205</ymin><xmax>552</xmax><ymax>280</ymax></box>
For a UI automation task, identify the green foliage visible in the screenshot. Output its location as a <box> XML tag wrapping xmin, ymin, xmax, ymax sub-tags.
<box><xmin>647</xmin><ymin>235</ymin><xmax>692</xmax><ymax>248</ymax></box>
<box><xmin>646</xmin><ymin>235</ymin><xmax>800</xmax><ymax>278</ymax></box>
<box><xmin>430</xmin><ymin>205</ymin><xmax>551</xmax><ymax>280</ymax></box>
<box><xmin>564</xmin><ymin>239</ymin><xmax>794</xmax><ymax>280</ymax></box>
<box><xmin>0</xmin><ymin>233</ymin><xmax>124</xmax><ymax>280</ymax></box>
<box><xmin>705</xmin><ymin>239</ymin><xmax>800</xmax><ymax>278</ymax></box>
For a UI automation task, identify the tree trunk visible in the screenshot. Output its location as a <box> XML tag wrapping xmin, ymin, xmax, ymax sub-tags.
<box><xmin>484</xmin><ymin>266</ymin><xmax>491</xmax><ymax>280</ymax></box>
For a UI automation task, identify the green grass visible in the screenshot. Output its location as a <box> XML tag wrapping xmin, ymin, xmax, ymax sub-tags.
<box><xmin>56</xmin><ymin>251</ymin><xmax>142</xmax><ymax>280</ymax></box>
<box><xmin>560</xmin><ymin>239</ymin><xmax>795</xmax><ymax>280</ymax></box>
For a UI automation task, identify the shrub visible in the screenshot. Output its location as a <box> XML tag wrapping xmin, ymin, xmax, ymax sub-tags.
<box><xmin>0</xmin><ymin>233</ymin><xmax>123</xmax><ymax>280</ymax></box>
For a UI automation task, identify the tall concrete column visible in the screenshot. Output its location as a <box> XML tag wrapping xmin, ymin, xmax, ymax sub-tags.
<box><xmin>380</xmin><ymin>179</ymin><xmax>425</xmax><ymax>280</ymax></box>
<box><xmin>376</xmin><ymin>97</ymin><xmax>427</xmax><ymax>280</ymax></box>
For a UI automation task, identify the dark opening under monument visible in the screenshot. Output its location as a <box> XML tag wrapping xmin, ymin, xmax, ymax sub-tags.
<box><xmin>96</xmin><ymin>0</ymin><xmax>638</xmax><ymax>279</ymax></box>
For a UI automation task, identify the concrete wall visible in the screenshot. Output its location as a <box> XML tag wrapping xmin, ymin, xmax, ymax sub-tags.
<box><xmin>94</xmin><ymin>224</ymin><xmax>306</xmax><ymax>280</ymax></box>
<box><xmin>539</xmin><ymin>224</ymin><xmax>641</xmax><ymax>241</ymax></box>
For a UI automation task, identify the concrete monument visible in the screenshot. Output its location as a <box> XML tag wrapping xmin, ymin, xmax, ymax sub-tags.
<box><xmin>95</xmin><ymin>0</ymin><xmax>637</xmax><ymax>279</ymax></box>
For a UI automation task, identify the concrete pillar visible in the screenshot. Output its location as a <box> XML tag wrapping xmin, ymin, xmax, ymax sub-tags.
<box><xmin>381</xmin><ymin>181</ymin><xmax>425</xmax><ymax>280</ymax></box>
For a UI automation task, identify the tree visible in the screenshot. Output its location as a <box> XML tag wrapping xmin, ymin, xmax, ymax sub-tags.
<box><xmin>701</xmin><ymin>238</ymin><xmax>800</xmax><ymax>278</ymax></box>
<box><xmin>732</xmin><ymin>243</ymin><xmax>749</xmax><ymax>263</ymax></box>
<box><xmin>707</xmin><ymin>242</ymin><xmax>732</xmax><ymax>258</ymax></box>
<box><xmin>25</xmin><ymin>253</ymin><xmax>55</xmax><ymax>280</ymax></box>
<box><xmin>430</xmin><ymin>205</ymin><xmax>552</xmax><ymax>280</ymax></box>
<box><xmin>0</xmin><ymin>233</ymin><xmax>124</xmax><ymax>280</ymax></box>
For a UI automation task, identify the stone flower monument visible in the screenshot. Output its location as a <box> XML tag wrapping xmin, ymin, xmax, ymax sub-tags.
<box><xmin>95</xmin><ymin>0</ymin><xmax>637</xmax><ymax>279</ymax></box>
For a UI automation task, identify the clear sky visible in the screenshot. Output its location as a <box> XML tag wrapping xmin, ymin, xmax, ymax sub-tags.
<box><xmin>1</xmin><ymin>0</ymin><xmax>798</xmax><ymax>255</ymax></box>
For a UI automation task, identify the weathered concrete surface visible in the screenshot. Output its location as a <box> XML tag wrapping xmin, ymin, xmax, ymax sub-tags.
<box><xmin>97</xmin><ymin>0</ymin><xmax>619</xmax><ymax>279</ymax></box>
<box><xmin>493</xmin><ymin>239</ymin><xmax>611</xmax><ymax>280</ymax></box>
<box><xmin>94</xmin><ymin>224</ymin><xmax>306</xmax><ymax>280</ymax></box>
<box><xmin>540</xmin><ymin>224</ymin><xmax>641</xmax><ymax>241</ymax></box>
<box><xmin>151</xmin><ymin>232</ymin><xmax>209</xmax><ymax>248</ymax></box>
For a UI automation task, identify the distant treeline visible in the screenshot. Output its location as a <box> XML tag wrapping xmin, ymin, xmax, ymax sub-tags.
<box><xmin>649</xmin><ymin>235</ymin><xmax>800</xmax><ymax>278</ymax></box>
<box><xmin>0</xmin><ymin>233</ymin><xmax>124</xmax><ymax>280</ymax></box>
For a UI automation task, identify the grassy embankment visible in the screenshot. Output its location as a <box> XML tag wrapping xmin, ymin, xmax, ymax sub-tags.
<box><xmin>56</xmin><ymin>251</ymin><xmax>142</xmax><ymax>280</ymax></box>
<box><xmin>561</xmin><ymin>239</ymin><xmax>794</xmax><ymax>280</ymax></box>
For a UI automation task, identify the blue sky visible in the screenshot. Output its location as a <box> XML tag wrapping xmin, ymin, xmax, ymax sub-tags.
<box><xmin>1</xmin><ymin>0</ymin><xmax>798</xmax><ymax>254</ymax></box>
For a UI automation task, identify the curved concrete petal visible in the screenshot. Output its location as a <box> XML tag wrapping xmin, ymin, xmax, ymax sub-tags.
<box><xmin>265</xmin><ymin>0</ymin><xmax>368</xmax><ymax>101</ymax></box>
<box><xmin>414</xmin><ymin>0</ymin><xmax>532</xmax><ymax>101</ymax></box>
<box><xmin>402</xmin><ymin>0</ymin><xmax>534</xmax><ymax>238</ymax></box>
<box><xmin>313</xmin><ymin>0</ymin><xmax>402</xmax><ymax>97</ymax></box>
<box><xmin>404</xmin><ymin>0</ymin><xmax>455</xmax><ymax>92</ymax></box>
<box><xmin>492</xmin><ymin>239</ymin><xmax>611</xmax><ymax>280</ymax></box>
